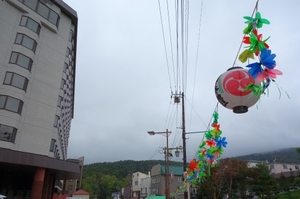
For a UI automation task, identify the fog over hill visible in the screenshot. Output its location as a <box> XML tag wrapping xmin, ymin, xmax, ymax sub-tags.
<box><xmin>232</xmin><ymin>147</ymin><xmax>300</xmax><ymax>163</ymax></box>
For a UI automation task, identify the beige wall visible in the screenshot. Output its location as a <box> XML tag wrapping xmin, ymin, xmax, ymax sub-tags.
<box><xmin>0</xmin><ymin>0</ymin><xmax>76</xmax><ymax>160</ymax></box>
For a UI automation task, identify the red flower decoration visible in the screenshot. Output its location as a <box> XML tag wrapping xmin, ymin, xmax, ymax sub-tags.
<box><xmin>206</xmin><ymin>140</ymin><xmax>216</xmax><ymax>147</ymax></box>
<box><xmin>243</xmin><ymin>29</ymin><xmax>269</xmax><ymax>56</ymax></box>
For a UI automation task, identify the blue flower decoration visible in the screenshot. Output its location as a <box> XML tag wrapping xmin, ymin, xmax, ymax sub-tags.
<box><xmin>206</xmin><ymin>153</ymin><xmax>214</xmax><ymax>160</ymax></box>
<box><xmin>215</xmin><ymin>137</ymin><xmax>228</xmax><ymax>148</ymax></box>
<box><xmin>246</xmin><ymin>62</ymin><xmax>262</xmax><ymax>79</ymax></box>
<box><xmin>246</xmin><ymin>48</ymin><xmax>276</xmax><ymax>78</ymax></box>
<box><xmin>260</xmin><ymin>48</ymin><xmax>276</xmax><ymax>69</ymax></box>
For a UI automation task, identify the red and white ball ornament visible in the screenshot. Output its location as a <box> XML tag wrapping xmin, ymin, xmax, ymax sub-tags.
<box><xmin>215</xmin><ymin>67</ymin><xmax>260</xmax><ymax>113</ymax></box>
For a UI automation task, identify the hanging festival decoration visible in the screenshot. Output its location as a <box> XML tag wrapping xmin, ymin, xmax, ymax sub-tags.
<box><xmin>239</xmin><ymin>12</ymin><xmax>283</xmax><ymax>96</ymax></box>
<box><xmin>215</xmin><ymin>67</ymin><xmax>260</xmax><ymax>113</ymax></box>
<box><xmin>172</xmin><ymin>111</ymin><xmax>227</xmax><ymax>195</ymax></box>
<box><xmin>215</xmin><ymin>11</ymin><xmax>284</xmax><ymax>113</ymax></box>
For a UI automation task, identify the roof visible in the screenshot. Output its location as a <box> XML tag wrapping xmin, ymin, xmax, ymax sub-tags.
<box><xmin>160</xmin><ymin>165</ymin><xmax>183</xmax><ymax>175</ymax></box>
<box><xmin>73</xmin><ymin>189</ymin><xmax>89</xmax><ymax>195</ymax></box>
<box><xmin>145</xmin><ymin>196</ymin><xmax>165</xmax><ymax>199</ymax></box>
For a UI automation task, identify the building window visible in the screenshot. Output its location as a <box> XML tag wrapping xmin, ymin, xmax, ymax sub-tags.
<box><xmin>283</xmin><ymin>164</ymin><xmax>287</xmax><ymax>169</ymax></box>
<box><xmin>178</xmin><ymin>177</ymin><xmax>182</xmax><ymax>182</ymax></box>
<box><xmin>57</xmin><ymin>96</ymin><xmax>62</xmax><ymax>107</ymax></box>
<box><xmin>4</xmin><ymin>72</ymin><xmax>28</xmax><ymax>91</ymax></box>
<box><xmin>68</xmin><ymin>29</ymin><xmax>73</xmax><ymax>41</ymax></box>
<box><xmin>0</xmin><ymin>95</ymin><xmax>23</xmax><ymax>114</ymax></box>
<box><xmin>9</xmin><ymin>52</ymin><xmax>33</xmax><ymax>71</ymax></box>
<box><xmin>15</xmin><ymin>33</ymin><xmax>37</xmax><ymax>52</ymax></box>
<box><xmin>296</xmin><ymin>166</ymin><xmax>299</xmax><ymax>170</ymax></box>
<box><xmin>63</xmin><ymin>63</ymin><xmax>68</xmax><ymax>73</ymax></box>
<box><xmin>54</xmin><ymin>115</ymin><xmax>59</xmax><ymax>127</ymax></box>
<box><xmin>0</xmin><ymin>124</ymin><xmax>17</xmax><ymax>143</ymax></box>
<box><xmin>50</xmin><ymin>139</ymin><xmax>55</xmax><ymax>152</ymax></box>
<box><xmin>134</xmin><ymin>181</ymin><xmax>138</xmax><ymax>186</ymax></box>
<box><xmin>18</xmin><ymin>0</ymin><xmax>59</xmax><ymax>26</ymax></box>
<box><xmin>60</xmin><ymin>79</ymin><xmax>65</xmax><ymax>89</ymax></box>
<box><xmin>20</xmin><ymin>16</ymin><xmax>41</xmax><ymax>35</ymax></box>
<box><xmin>269</xmin><ymin>164</ymin><xmax>274</xmax><ymax>169</ymax></box>
<box><xmin>66</xmin><ymin>48</ymin><xmax>70</xmax><ymax>57</ymax></box>
<box><xmin>68</xmin><ymin>185</ymin><xmax>73</xmax><ymax>190</ymax></box>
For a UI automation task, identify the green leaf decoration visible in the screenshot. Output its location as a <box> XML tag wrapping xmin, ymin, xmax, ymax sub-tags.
<box><xmin>245</xmin><ymin>83</ymin><xmax>263</xmax><ymax>96</ymax></box>
<box><xmin>243</xmin><ymin>12</ymin><xmax>270</xmax><ymax>29</ymax></box>
<box><xmin>238</xmin><ymin>49</ymin><xmax>255</xmax><ymax>63</ymax></box>
<box><xmin>243</xmin><ymin>23</ymin><xmax>253</xmax><ymax>34</ymax></box>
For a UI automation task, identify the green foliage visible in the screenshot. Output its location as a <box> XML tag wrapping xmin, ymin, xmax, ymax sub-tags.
<box><xmin>278</xmin><ymin>189</ymin><xmax>300</xmax><ymax>199</ymax></box>
<box><xmin>82</xmin><ymin>160</ymin><xmax>182</xmax><ymax>199</ymax></box>
<box><xmin>248</xmin><ymin>163</ymin><xmax>279</xmax><ymax>199</ymax></box>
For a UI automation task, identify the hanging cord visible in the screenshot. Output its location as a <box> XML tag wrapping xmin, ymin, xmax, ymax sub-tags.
<box><xmin>231</xmin><ymin>0</ymin><xmax>260</xmax><ymax>68</ymax></box>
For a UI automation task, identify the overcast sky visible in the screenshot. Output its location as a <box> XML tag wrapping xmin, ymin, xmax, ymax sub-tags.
<box><xmin>63</xmin><ymin>0</ymin><xmax>300</xmax><ymax>165</ymax></box>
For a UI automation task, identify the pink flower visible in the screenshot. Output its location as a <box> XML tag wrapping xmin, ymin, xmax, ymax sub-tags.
<box><xmin>257</xmin><ymin>68</ymin><xmax>283</xmax><ymax>82</ymax></box>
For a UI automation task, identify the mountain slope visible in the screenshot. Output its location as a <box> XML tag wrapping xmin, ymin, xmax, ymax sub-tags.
<box><xmin>233</xmin><ymin>147</ymin><xmax>300</xmax><ymax>163</ymax></box>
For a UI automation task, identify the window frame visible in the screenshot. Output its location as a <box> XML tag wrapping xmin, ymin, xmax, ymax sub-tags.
<box><xmin>68</xmin><ymin>29</ymin><xmax>73</xmax><ymax>41</ymax></box>
<box><xmin>20</xmin><ymin>15</ymin><xmax>41</xmax><ymax>35</ymax></box>
<box><xmin>0</xmin><ymin>95</ymin><xmax>24</xmax><ymax>114</ymax></box>
<box><xmin>9</xmin><ymin>51</ymin><xmax>33</xmax><ymax>71</ymax></box>
<box><xmin>60</xmin><ymin>79</ymin><xmax>65</xmax><ymax>90</ymax></box>
<box><xmin>4</xmin><ymin>72</ymin><xmax>29</xmax><ymax>91</ymax></box>
<box><xmin>54</xmin><ymin>115</ymin><xmax>60</xmax><ymax>127</ymax></box>
<box><xmin>0</xmin><ymin>124</ymin><xmax>17</xmax><ymax>143</ymax></box>
<box><xmin>18</xmin><ymin>0</ymin><xmax>59</xmax><ymax>26</ymax></box>
<box><xmin>63</xmin><ymin>63</ymin><xmax>68</xmax><ymax>73</ymax></box>
<box><xmin>50</xmin><ymin>139</ymin><xmax>55</xmax><ymax>152</ymax></box>
<box><xmin>15</xmin><ymin>33</ymin><xmax>37</xmax><ymax>53</ymax></box>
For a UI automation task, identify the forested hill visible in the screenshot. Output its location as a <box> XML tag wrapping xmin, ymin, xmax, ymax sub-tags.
<box><xmin>83</xmin><ymin>160</ymin><xmax>183</xmax><ymax>179</ymax></box>
<box><xmin>83</xmin><ymin>148</ymin><xmax>300</xmax><ymax>178</ymax></box>
<box><xmin>234</xmin><ymin>147</ymin><xmax>300</xmax><ymax>163</ymax></box>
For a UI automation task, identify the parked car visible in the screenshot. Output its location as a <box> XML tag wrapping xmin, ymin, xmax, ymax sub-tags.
<box><xmin>0</xmin><ymin>195</ymin><xmax>6</xmax><ymax>199</ymax></box>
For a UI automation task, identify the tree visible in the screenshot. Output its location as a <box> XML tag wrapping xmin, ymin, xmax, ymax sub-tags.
<box><xmin>248</xmin><ymin>163</ymin><xmax>279</xmax><ymax>199</ymax></box>
<box><xmin>195</xmin><ymin>158</ymin><xmax>250</xmax><ymax>199</ymax></box>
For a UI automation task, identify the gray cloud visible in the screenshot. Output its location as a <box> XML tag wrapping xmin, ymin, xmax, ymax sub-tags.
<box><xmin>64</xmin><ymin>0</ymin><xmax>300</xmax><ymax>164</ymax></box>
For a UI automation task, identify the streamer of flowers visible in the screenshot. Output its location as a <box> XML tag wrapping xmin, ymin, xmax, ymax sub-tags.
<box><xmin>171</xmin><ymin>111</ymin><xmax>227</xmax><ymax>196</ymax></box>
<box><xmin>238</xmin><ymin>12</ymin><xmax>283</xmax><ymax>96</ymax></box>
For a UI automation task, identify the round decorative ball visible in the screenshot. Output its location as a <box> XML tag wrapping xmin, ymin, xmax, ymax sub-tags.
<box><xmin>215</xmin><ymin>67</ymin><xmax>260</xmax><ymax>113</ymax></box>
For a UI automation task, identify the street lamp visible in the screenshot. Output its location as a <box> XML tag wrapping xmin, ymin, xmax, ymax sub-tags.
<box><xmin>147</xmin><ymin>129</ymin><xmax>171</xmax><ymax>199</ymax></box>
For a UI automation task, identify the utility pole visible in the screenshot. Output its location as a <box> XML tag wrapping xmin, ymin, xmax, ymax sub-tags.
<box><xmin>181</xmin><ymin>92</ymin><xmax>188</xmax><ymax>199</ymax></box>
<box><xmin>173</xmin><ymin>92</ymin><xmax>188</xmax><ymax>199</ymax></box>
<box><xmin>147</xmin><ymin>130</ymin><xmax>171</xmax><ymax>199</ymax></box>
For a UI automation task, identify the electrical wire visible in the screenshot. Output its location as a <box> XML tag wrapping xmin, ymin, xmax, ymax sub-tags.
<box><xmin>157</xmin><ymin>0</ymin><xmax>173</xmax><ymax>93</ymax></box>
<box><xmin>188</xmin><ymin>0</ymin><xmax>204</xmax><ymax>131</ymax></box>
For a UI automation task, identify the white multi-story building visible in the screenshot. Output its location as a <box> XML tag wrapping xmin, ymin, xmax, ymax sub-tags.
<box><xmin>0</xmin><ymin>0</ymin><xmax>79</xmax><ymax>198</ymax></box>
<box><xmin>140</xmin><ymin>172</ymin><xmax>151</xmax><ymax>199</ymax></box>
<box><xmin>132</xmin><ymin>172</ymin><xmax>150</xmax><ymax>199</ymax></box>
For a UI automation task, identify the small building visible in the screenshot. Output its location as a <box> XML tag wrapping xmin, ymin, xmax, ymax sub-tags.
<box><xmin>72</xmin><ymin>189</ymin><xmax>90</xmax><ymax>199</ymax></box>
<box><xmin>132</xmin><ymin>172</ymin><xmax>150</xmax><ymax>199</ymax></box>
<box><xmin>150</xmin><ymin>164</ymin><xmax>184</xmax><ymax>199</ymax></box>
<box><xmin>140</xmin><ymin>172</ymin><xmax>151</xmax><ymax>199</ymax></box>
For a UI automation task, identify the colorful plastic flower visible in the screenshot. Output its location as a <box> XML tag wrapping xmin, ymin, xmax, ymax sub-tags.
<box><xmin>244</xmin><ymin>12</ymin><xmax>270</xmax><ymax>29</ymax></box>
<box><xmin>259</xmin><ymin>48</ymin><xmax>276</xmax><ymax>69</ymax></box>
<box><xmin>215</xmin><ymin>137</ymin><xmax>228</xmax><ymax>148</ymax></box>
<box><xmin>206</xmin><ymin>139</ymin><xmax>216</xmax><ymax>147</ymax></box>
<box><xmin>257</xmin><ymin>68</ymin><xmax>282</xmax><ymax>82</ymax></box>
<box><xmin>243</xmin><ymin>29</ymin><xmax>270</xmax><ymax>56</ymax></box>
<box><xmin>246</xmin><ymin>62</ymin><xmax>263</xmax><ymax>78</ymax></box>
<box><xmin>246</xmin><ymin>48</ymin><xmax>276</xmax><ymax>79</ymax></box>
